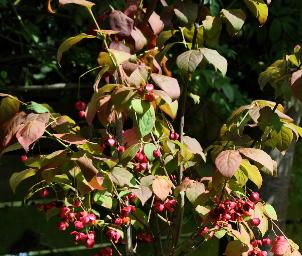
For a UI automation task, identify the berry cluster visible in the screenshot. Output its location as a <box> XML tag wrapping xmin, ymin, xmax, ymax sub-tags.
<box><xmin>75</xmin><ymin>100</ymin><xmax>86</xmax><ymax>119</ymax></box>
<box><xmin>154</xmin><ymin>198</ymin><xmax>177</xmax><ymax>213</ymax></box>
<box><xmin>248</xmin><ymin>237</ymin><xmax>272</xmax><ymax>256</ymax></box>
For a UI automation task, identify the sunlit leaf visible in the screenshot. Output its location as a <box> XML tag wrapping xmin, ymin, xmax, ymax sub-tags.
<box><xmin>10</xmin><ymin>168</ymin><xmax>37</xmax><ymax>193</ymax></box>
<box><xmin>215</xmin><ymin>150</ymin><xmax>242</xmax><ymax>177</ymax></box>
<box><xmin>244</xmin><ymin>0</ymin><xmax>268</xmax><ymax>25</ymax></box>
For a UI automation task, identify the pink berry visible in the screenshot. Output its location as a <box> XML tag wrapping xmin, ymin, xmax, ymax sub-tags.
<box><xmin>140</xmin><ymin>162</ymin><xmax>148</xmax><ymax>170</ymax></box>
<box><xmin>114</xmin><ymin>218</ymin><xmax>123</xmax><ymax>226</ymax></box>
<box><xmin>153</xmin><ymin>149</ymin><xmax>161</xmax><ymax>158</ymax></box>
<box><xmin>262</xmin><ymin>238</ymin><xmax>272</xmax><ymax>246</ymax></box>
<box><xmin>57</xmin><ymin>221</ymin><xmax>69</xmax><ymax>231</ymax></box>
<box><xmin>135</xmin><ymin>152</ymin><xmax>144</xmax><ymax>161</ymax></box>
<box><xmin>107</xmin><ymin>138</ymin><xmax>116</xmax><ymax>147</ymax></box>
<box><xmin>154</xmin><ymin>202</ymin><xmax>165</xmax><ymax>212</ymax></box>
<box><xmin>39</xmin><ymin>189</ymin><xmax>49</xmax><ymax>198</ymax></box>
<box><xmin>78</xmin><ymin>110</ymin><xmax>86</xmax><ymax>119</ymax></box>
<box><xmin>85</xmin><ymin>238</ymin><xmax>95</xmax><ymax>248</ymax></box>
<box><xmin>75</xmin><ymin>100</ymin><xmax>86</xmax><ymax>111</ymax></box>
<box><xmin>74</xmin><ymin>220</ymin><xmax>84</xmax><ymax>230</ymax></box>
<box><xmin>169</xmin><ymin>132</ymin><xmax>179</xmax><ymax>140</ymax></box>
<box><xmin>117</xmin><ymin>146</ymin><xmax>125</xmax><ymax>152</ymax></box>
<box><xmin>20</xmin><ymin>155</ymin><xmax>28</xmax><ymax>162</ymax></box>
<box><xmin>59</xmin><ymin>206</ymin><xmax>71</xmax><ymax>218</ymax></box>
<box><xmin>73</xmin><ymin>200</ymin><xmax>81</xmax><ymax>208</ymax></box>
<box><xmin>145</xmin><ymin>83</ymin><xmax>154</xmax><ymax>93</ymax></box>
<box><xmin>251</xmin><ymin>217</ymin><xmax>261</xmax><ymax>226</ymax></box>
<box><xmin>250</xmin><ymin>192</ymin><xmax>260</xmax><ymax>202</ymax></box>
<box><xmin>259</xmin><ymin>251</ymin><xmax>268</xmax><ymax>256</ymax></box>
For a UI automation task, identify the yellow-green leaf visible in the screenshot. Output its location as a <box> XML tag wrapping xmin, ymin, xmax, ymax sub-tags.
<box><xmin>9</xmin><ymin>168</ymin><xmax>37</xmax><ymax>193</ymax></box>
<box><xmin>244</xmin><ymin>0</ymin><xmax>268</xmax><ymax>25</ymax></box>
<box><xmin>0</xmin><ymin>96</ymin><xmax>20</xmax><ymax>123</ymax></box>
<box><xmin>240</xmin><ymin>159</ymin><xmax>263</xmax><ymax>189</ymax></box>
<box><xmin>57</xmin><ymin>33</ymin><xmax>96</xmax><ymax>64</ymax></box>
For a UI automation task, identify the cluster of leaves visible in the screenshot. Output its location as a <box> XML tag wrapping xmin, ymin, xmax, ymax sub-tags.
<box><xmin>1</xmin><ymin>0</ymin><xmax>302</xmax><ymax>255</ymax></box>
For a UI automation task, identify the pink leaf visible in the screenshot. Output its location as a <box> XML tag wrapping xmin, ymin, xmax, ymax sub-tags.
<box><xmin>151</xmin><ymin>73</ymin><xmax>180</xmax><ymax>100</ymax></box>
<box><xmin>109</xmin><ymin>10</ymin><xmax>134</xmax><ymax>36</ymax></box>
<box><xmin>131</xmin><ymin>27</ymin><xmax>147</xmax><ymax>51</ymax></box>
<box><xmin>152</xmin><ymin>176</ymin><xmax>172</xmax><ymax>201</ymax></box>
<box><xmin>148</xmin><ymin>11</ymin><xmax>164</xmax><ymax>35</ymax></box>
<box><xmin>215</xmin><ymin>150</ymin><xmax>242</xmax><ymax>178</ymax></box>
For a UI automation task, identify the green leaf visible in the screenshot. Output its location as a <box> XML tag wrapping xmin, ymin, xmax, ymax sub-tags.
<box><xmin>264</xmin><ymin>203</ymin><xmax>278</xmax><ymax>220</ymax></box>
<box><xmin>225</xmin><ymin>240</ymin><xmax>249</xmax><ymax>256</ymax></box>
<box><xmin>109</xmin><ymin>167</ymin><xmax>135</xmax><ymax>187</ymax></box>
<box><xmin>195</xmin><ymin>205</ymin><xmax>211</xmax><ymax>216</ymax></box>
<box><xmin>138</xmin><ymin>103</ymin><xmax>155</xmax><ymax>137</ymax></box>
<box><xmin>9</xmin><ymin>168</ymin><xmax>37</xmax><ymax>193</ymax></box>
<box><xmin>270</xmin><ymin>125</ymin><xmax>293</xmax><ymax>152</ymax></box>
<box><xmin>244</xmin><ymin>0</ymin><xmax>268</xmax><ymax>25</ymax></box>
<box><xmin>240</xmin><ymin>159</ymin><xmax>262</xmax><ymax>189</ymax></box>
<box><xmin>57</xmin><ymin>33</ymin><xmax>96</xmax><ymax>64</ymax></box>
<box><xmin>174</xmin><ymin>9</ymin><xmax>189</xmax><ymax>25</ymax></box>
<box><xmin>176</xmin><ymin>50</ymin><xmax>204</xmax><ymax>74</ymax></box>
<box><xmin>0</xmin><ymin>96</ymin><xmax>20</xmax><ymax>123</ymax></box>
<box><xmin>144</xmin><ymin>143</ymin><xmax>157</xmax><ymax>162</ymax></box>
<box><xmin>221</xmin><ymin>9</ymin><xmax>246</xmax><ymax>34</ymax></box>
<box><xmin>199</xmin><ymin>48</ymin><xmax>228</xmax><ymax>76</ymax></box>
<box><xmin>121</xmin><ymin>143</ymin><xmax>141</xmax><ymax>165</ymax></box>
<box><xmin>93</xmin><ymin>191</ymin><xmax>113</xmax><ymax>209</ymax></box>
<box><xmin>27</xmin><ymin>101</ymin><xmax>50</xmax><ymax>113</ymax></box>
<box><xmin>131</xmin><ymin>98</ymin><xmax>145</xmax><ymax>114</ymax></box>
<box><xmin>254</xmin><ymin>203</ymin><xmax>269</xmax><ymax>236</ymax></box>
<box><xmin>234</xmin><ymin>169</ymin><xmax>248</xmax><ymax>187</ymax></box>
<box><xmin>215</xmin><ymin>229</ymin><xmax>227</xmax><ymax>239</ymax></box>
<box><xmin>157</xmin><ymin>30</ymin><xmax>177</xmax><ymax>48</ymax></box>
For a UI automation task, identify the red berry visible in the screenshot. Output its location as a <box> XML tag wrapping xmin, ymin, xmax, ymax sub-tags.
<box><xmin>39</xmin><ymin>189</ymin><xmax>49</xmax><ymax>198</ymax></box>
<box><xmin>169</xmin><ymin>132</ymin><xmax>179</xmax><ymax>140</ymax></box>
<box><xmin>117</xmin><ymin>146</ymin><xmax>125</xmax><ymax>152</ymax></box>
<box><xmin>259</xmin><ymin>251</ymin><xmax>268</xmax><ymax>256</ymax></box>
<box><xmin>262</xmin><ymin>238</ymin><xmax>272</xmax><ymax>246</ymax></box>
<box><xmin>85</xmin><ymin>238</ymin><xmax>95</xmax><ymax>248</ymax></box>
<box><xmin>127</xmin><ymin>192</ymin><xmax>136</xmax><ymax>202</ymax></box>
<box><xmin>140</xmin><ymin>162</ymin><xmax>148</xmax><ymax>170</ymax></box>
<box><xmin>78</xmin><ymin>110</ymin><xmax>86</xmax><ymax>119</ymax></box>
<box><xmin>107</xmin><ymin>138</ymin><xmax>116</xmax><ymax>147</ymax></box>
<box><xmin>74</xmin><ymin>220</ymin><xmax>84</xmax><ymax>230</ymax></box>
<box><xmin>154</xmin><ymin>202</ymin><xmax>165</xmax><ymax>212</ymax></box>
<box><xmin>144</xmin><ymin>92</ymin><xmax>156</xmax><ymax>102</ymax></box>
<box><xmin>59</xmin><ymin>206</ymin><xmax>71</xmax><ymax>218</ymax></box>
<box><xmin>106</xmin><ymin>229</ymin><xmax>120</xmax><ymax>243</ymax></box>
<box><xmin>250</xmin><ymin>192</ymin><xmax>260</xmax><ymax>202</ymax></box>
<box><xmin>135</xmin><ymin>152</ymin><xmax>144</xmax><ymax>161</ymax></box>
<box><xmin>134</xmin><ymin>163</ymin><xmax>143</xmax><ymax>172</ymax></box>
<box><xmin>20</xmin><ymin>155</ymin><xmax>28</xmax><ymax>162</ymax></box>
<box><xmin>145</xmin><ymin>83</ymin><xmax>154</xmax><ymax>93</ymax></box>
<box><xmin>251</xmin><ymin>217</ymin><xmax>261</xmax><ymax>226</ymax></box>
<box><xmin>73</xmin><ymin>200</ymin><xmax>81</xmax><ymax>208</ymax></box>
<box><xmin>153</xmin><ymin>149</ymin><xmax>161</xmax><ymax>158</ymax></box>
<box><xmin>98</xmin><ymin>247</ymin><xmax>113</xmax><ymax>256</ymax></box>
<box><xmin>75</xmin><ymin>100</ymin><xmax>86</xmax><ymax>111</ymax></box>
<box><xmin>57</xmin><ymin>221</ymin><xmax>69</xmax><ymax>231</ymax></box>
<box><xmin>114</xmin><ymin>218</ymin><xmax>123</xmax><ymax>226</ymax></box>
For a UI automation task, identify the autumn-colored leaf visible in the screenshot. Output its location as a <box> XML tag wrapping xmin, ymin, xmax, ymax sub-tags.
<box><xmin>16</xmin><ymin>113</ymin><xmax>50</xmax><ymax>152</ymax></box>
<box><xmin>152</xmin><ymin>176</ymin><xmax>173</xmax><ymax>201</ymax></box>
<box><xmin>148</xmin><ymin>11</ymin><xmax>164</xmax><ymax>35</ymax></box>
<box><xmin>290</xmin><ymin>69</ymin><xmax>302</xmax><ymax>101</ymax></box>
<box><xmin>109</xmin><ymin>10</ymin><xmax>134</xmax><ymax>36</ymax></box>
<box><xmin>131</xmin><ymin>27</ymin><xmax>147</xmax><ymax>51</ymax></box>
<box><xmin>131</xmin><ymin>186</ymin><xmax>152</xmax><ymax>205</ymax></box>
<box><xmin>48</xmin><ymin>0</ymin><xmax>55</xmax><ymax>13</ymax></box>
<box><xmin>215</xmin><ymin>150</ymin><xmax>242</xmax><ymax>178</ymax></box>
<box><xmin>225</xmin><ymin>240</ymin><xmax>249</xmax><ymax>256</ymax></box>
<box><xmin>151</xmin><ymin>73</ymin><xmax>180</xmax><ymax>100</ymax></box>
<box><xmin>53</xmin><ymin>134</ymin><xmax>87</xmax><ymax>145</ymax></box>
<box><xmin>238</xmin><ymin>148</ymin><xmax>276</xmax><ymax>176</ymax></box>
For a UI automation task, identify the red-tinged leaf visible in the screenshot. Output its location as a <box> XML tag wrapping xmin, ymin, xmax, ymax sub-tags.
<box><xmin>215</xmin><ymin>150</ymin><xmax>242</xmax><ymax>178</ymax></box>
<box><xmin>131</xmin><ymin>27</ymin><xmax>147</xmax><ymax>51</ymax></box>
<box><xmin>75</xmin><ymin>156</ymin><xmax>103</xmax><ymax>190</ymax></box>
<box><xmin>97</xmin><ymin>96</ymin><xmax>115</xmax><ymax>127</ymax></box>
<box><xmin>148</xmin><ymin>11</ymin><xmax>164</xmax><ymax>35</ymax></box>
<box><xmin>109</xmin><ymin>10</ymin><xmax>134</xmax><ymax>36</ymax></box>
<box><xmin>85</xmin><ymin>91</ymin><xmax>103</xmax><ymax>125</ymax></box>
<box><xmin>57</xmin><ymin>33</ymin><xmax>96</xmax><ymax>65</ymax></box>
<box><xmin>131</xmin><ymin>186</ymin><xmax>152</xmax><ymax>205</ymax></box>
<box><xmin>59</xmin><ymin>0</ymin><xmax>95</xmax><ymax>8</ymax></box>
<box><xmin>151</xmin><ymin>73</ymin><xmax>180</xmax><ymax>100</ymax></box>
<box><xmin>1</xmin><ymin>112</ymin><xmax>27</xmax><ymax>149</ymax></box>
<box><xmin>53</xmin><ymin>134</ymin><xmax>87</xmax><ymax>145</ymax></box>
<box><xmin>108</xmin><ymin>49</ymin><xmax>131</xmax><ymax>65</ymax></box>
<box><xmin>123</xmin><ymin>127</ymin><xmax>140</xmax><ymax>148</ymax></box>
<box><xmin>109</xmin><ymin>41</ymin><xmax>131</xmax><ymax>53</ymax></box>
<box><xmin>152</xmin><ymin>176</ymin><xmax>173</xmax><ymax>201</ymax></box>
<box><xmin>225</xmin><ymin>240</ymin><xmax>249</xmax><ymax>256</ymax></box>
<box><xmin>290</xmin><ymin>69</ymin><xmax>302</xmax><ymax>101</ymax></box>
<box><xmin>238</xmin><ymin>148</ymin><xmax>276</xmax><ymax>176</ymax></box>
<box><xmin>175</xmin><ymin>178</ymin><xmax>194</xmax><ymax>196</ymax></box>
<box><xmin>16</xmin><ymin>113</ymin><xmax>50</xmax><ymax>152</ymax></box>
<box><xmin>271</xmin><ymin>237</ymin><xmax>290</xmax><ymax>255</ymax></box>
